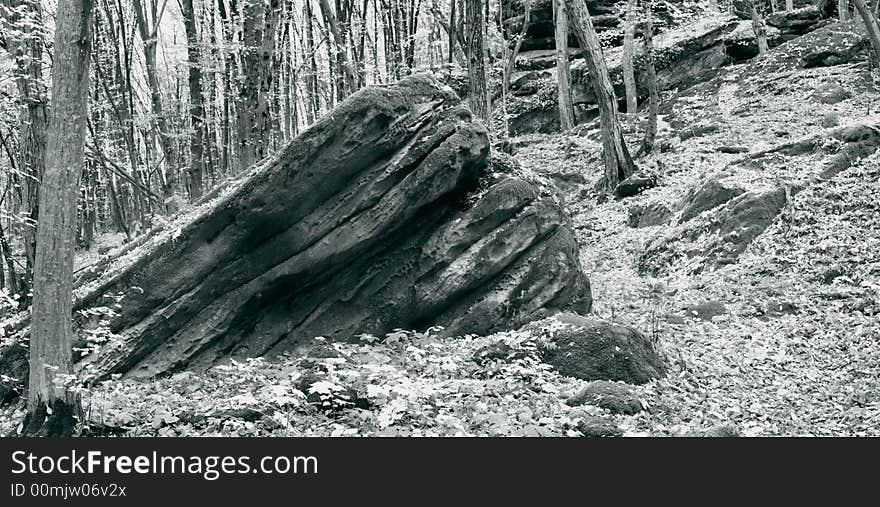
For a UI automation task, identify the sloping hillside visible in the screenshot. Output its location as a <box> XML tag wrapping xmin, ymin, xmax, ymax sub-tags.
<box><xmin>2</xmin><ymin>16</ymin><xmax>877</xmax><ymax>438</ymax></box>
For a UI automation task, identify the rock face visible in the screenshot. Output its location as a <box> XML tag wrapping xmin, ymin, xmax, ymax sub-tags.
<box><xmin>639</xmin><ymin>186</ymin><xmax>788</xmax><ymax>275</ymax></box>
<box><xmin>507</xmin><ymin>17</ymin><xmax>738</xmax><ymax>134</ymax></box>
<box><xmin>798</xmin><ymin>21</ymin><xmax>870</xmax><ymax>68</ymax></box>
<box><xmin>18</xmin><ymin>75</ymin><xmax>591</xmax><ymax>380</ymax></box>
<box><xmin>537</xmin><ymin>313</ymin><xmax>666</xmax><ymax>385</ymax></box>
<box><xmin>678</xmin><ymin>175</ymin><xmax>745</xmax><ymax>224</ymax></box>
<box><xmin>502</xmin><ymin>0</ymin><xmax>622</xmax><ymax>52</ymax></box>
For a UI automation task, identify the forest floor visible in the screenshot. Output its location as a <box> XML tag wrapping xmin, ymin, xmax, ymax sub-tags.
<box><xmin>2</xmin><ymin>22</ymin><xmax>879</xmax><ymax>437</ymax></box>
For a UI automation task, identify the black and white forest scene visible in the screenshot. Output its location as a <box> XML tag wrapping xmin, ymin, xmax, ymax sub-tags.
<box><xmin>0</xmin><ymin>0</ymin><xmax>879</xmax><ymax>439</ymax></box>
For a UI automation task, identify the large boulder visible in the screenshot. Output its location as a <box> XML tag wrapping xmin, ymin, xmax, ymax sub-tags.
<box><xmin>535</xmin><ymin>313</ymin><xmax>666</xmax><ymax>385</ymax></box>
<box><xmin>3</xmin><ymin>75</ymin><xmax>591</xmax><ymax>381</ymax></box>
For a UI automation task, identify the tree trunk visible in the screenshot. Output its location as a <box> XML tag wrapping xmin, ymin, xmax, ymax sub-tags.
<box><xmin>132</xmin><ymin>0</ymin><xmax>177</xmax><ymax>207</ymax></box>
<box><xmin>449</xmin><ymin>0</ymin><xmax>457</xmax><ymax>62</ymax></box>
<box><xmin>237</xmin><ymin>0</ymin><xmax>281</xmax><ymax>173</ymax></box>
<box><xmin>786</xmin><ymin>0</ymin><xmax>794</xmax><ymax>11</ymax></box>
<box><xmin>840</xmin><ymin>0</ymin><xmax>849</xmax><ymax>20</ymax></box>
<box><xmin>751</xmin><ymin>1</ymin><xmax>769</xmax><ymax>54</ymax></box>
<box><xmin>465</xmin><ymin>0</ymin><xmax>490</xmax><ymax>125</ymax></box>
<box><xmin>554</xmin><ymin>0</ymin><xmax>575</xmax><ymax>131</ymax></box>
<box><xmin>503</xmin><ymin>0</ymin><xmax>532</xmax><ymax>95</ymax></box>
<box><xmin>0</xmin><ymin>0</ymin><xmax>47</xmax><ymax>296</ymax></box>
<box><xmin>852</xmin><ymin>0</ymin><xmax>880</xmax><ymax>66</ymax></box>
<box><xmin>23</xmin><ymin>0</ymin><xmax>93</xmax><ymax>437</ymax></box>
<box><xmin>622</xmin><ymin>0</ymin><xmax>638</xmax><ymax>114</ymax></box>
<box><xmin>180</xmin><ymin>0</ymin><xmax>206</xmax><ymax>199</ymax></box>
<box><xmin>318</xmin><ymin>0</ymin><xmax>358</xmax><ymax>96</ymax></box>
<box><xmin>564</xmin><ymin>0</ymin><xmax>636</xmax><ymax>190</ymax></box>
<box><xmin>304</xmin><ymin>0</ymin><xmax>320</xmax><ymax>122</ymax></box>
<box><xmin>641</xmin><ymin>2</ymin><xmax>659</xmax><ymax>156</ymax></box>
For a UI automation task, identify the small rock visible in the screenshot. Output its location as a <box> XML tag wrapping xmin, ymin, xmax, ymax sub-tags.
<box><xmin>576</xmin><ymin>416</ymin><xmax>623</xmax><ymax>437</ymax></box>
<box><xmin>766</xmin><ymin>300</ymin><xmax>798</xmax><ymax>317</ymax></box>
<box><xmin>665</xmin><ymin>314</ymin><xmax>687</xmax><ymax>325</ymax></box>
<box><xmin>684</xmin><ymin>301</ymin><xmax>728</xmax><ymax>321</ymax></box>
<box><xmin>177</xmin><ymin>411</ymin><xmax>208</xmax><ymax>426</ymax></box>
<box><xmin>614</xmin><ymin>175</ymin><xmax>657</xmax><ymax>199</ymax></box>
<box><xmin>717</xmin><ymin>146</ymin><xmax>749</xmax><ymax>154</ymax></box>
<box><xmin>259</xmin><ymin>415</ymin><xmax>284</xmax><ymax>432</ymax></box>
<box><xmin>810</xmin><ymin>82</ymin><xmax>851</xmax><ymax>104</ymax></box>
<box><xmin>566</xmin><ymin>381</ymin><xmax>643</xmax><ymax>415</ymax></box>
<box><xmin>679</xmin><ymin>123</ymin><xmax>721</xmax><ymax>141</ymax></box>
<box><xmin>819</xmin><ymin>265</ymin><xmax>844</xmax><ymax>284</ymax></box>
<box><xmin>684</xmin><ymin>424</ymin><xmax>741</xmax><ymax>437</ymax></box>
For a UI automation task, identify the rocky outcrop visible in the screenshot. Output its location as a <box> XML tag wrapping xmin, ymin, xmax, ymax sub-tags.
<box><xmin>732</xmin><ymin>1</ymin><xmax>833</xmax><ymax>36</ymax></box>
<box><xmin>638</xmin><ymin>186</ymin><xmax>788</xmax><ymax>275</ymax></box>
<box><xmin>3</xmin><ymin>75</ymin><xmax>591</xmax><ymax>381</ymax></box>
<box><xmin>502</xmin><ymin>0</ymin><xmax>622</xmax><ymax>52</ymax></box>
<box><xmin>507</xmin><ymin>17</ymin><xmax>738</xmax><ymax>134</ymax></box>
<box><xmin>678</xmin><ymin>175</ymin><xmax>745</xmax><ymax>224</ymax></box>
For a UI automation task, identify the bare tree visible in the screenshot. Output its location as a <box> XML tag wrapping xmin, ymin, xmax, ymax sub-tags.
<box><xmin>555</xmin><ymin>0</ymin><xmax>575</xmax><ymax>131</ymax></box>
<box><xmin>622</xmin><ymin>0</ymin><xmax>638</xmax><ymax>114</ymax></box>
<box><xmin>565</xmin><ymin>0</ymin><xmax>636</xmax><ymax>189</ymax></box>
<box><xmin>0</xmin><ymin>0</ymin><xmax>47</xmax><ymax>293</ymax></box>
<box><xmin>23</xmin><ymin>0</ymin><xmax>94</xmax><ymax>437</ymax></box>
<box><xmin>852</xmin><ymin>0</ymin><xmax>880</xmax><ymax>65</ymax></box>
<box><xmin>503</xmin><ymin>0</ymin><xmax>532</xmax><ymax>95</ymax></box>
<box><xmin>132</xmin><ymin>0</ymin><xmax>178</xmax><ymax>206</ymax></box>
<box><xmin>237</xmin><ymin>0</ymin><xmax>281</xmax><ymax>173</ymax></box>
<box><xmin>641</xmin><ymin>1</ymin><xmax>659</xmax><ymax>155</ymax></box>
<box><xmin>179</xmin><ymin>0</ymin><xmax>206</xmax><ymax>199</ymax></box>
<box><xmin>465</xmin><ymin>0</ymin><xmax>490</xmax><ymax>124</ymax></box>
<box><xmin>750</xmin><ymin>0</ymin><xmax>769</xmax><ymax>54</ymax></box>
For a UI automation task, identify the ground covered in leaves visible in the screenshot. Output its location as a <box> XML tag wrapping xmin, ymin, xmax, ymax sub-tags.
<box><xmin>2</xmin><ymin>19</ymin><xmax>879</xmax><ymax>437</ymax></box>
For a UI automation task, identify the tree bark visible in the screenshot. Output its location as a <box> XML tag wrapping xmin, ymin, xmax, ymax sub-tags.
<box><xmin>622</xmin><ymin>0</ymin><xmax>638</xmax><ymax>114</ymax></box>
<box><xmin>449</xmin><ymin>0</ymin><xmax>457</xmax><ymax>62</ymax></box>
<box><xmin>641</xmin><ymin>2</ymin><xmax>658</xmax><ymax>156</ymax></box>
<box><xmin>750</xmin><ymin>0</ymin><xmax>769</xmax><ymax>54</ymax></box>
<box><xmin>840</xmin><ymin>0</ymin><xmax>849</xmax><ymax>20</ymax></box>
<box><xmin>237</xmin><ymin>0</ymin><xmax>281</xmax><ymax>173</ymax></box>
<box><xmin>179</xmin><ymin>0</ymin><xmax>206</xmax><ymax>199</ymax></box>
<box><xmin>23</xmin><ymin>0</ymin><xmax>93</xmax><ymax>437</ymax></box>
<box><xmin>554</xmin><ymin>0</ymin><xmax>575</xmax><ymax>131</ymax></box>
<box><xmin>465</xmin><ymin>0</ymin><xmax>490</xmax><ymax>125</ymax></box>
<box><xmin>564</xmin><ymin>0</ymin><xmax>636</xmax><ymax>190</ymax></box>
<box><xmin>852</xmin><ymin>0</ymin><xmax>880</xmax><ymax>66</ymax></box>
